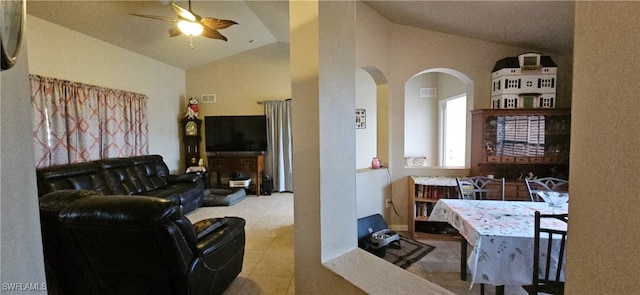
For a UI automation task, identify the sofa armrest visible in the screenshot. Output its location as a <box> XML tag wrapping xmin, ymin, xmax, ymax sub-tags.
<box><xmin>193</xmin><ymin>218</ymin><xmax>225</xmax><ymax>239</ymax></box>
<box><xmin>168</xmin><ymin>173</ymin><xmax>201</xmax><ymax>184</ymax></box>
<box><xmin>195</xmin><ymin>217</ymin><xmax>246</xmax><ymax>257</ymax></box>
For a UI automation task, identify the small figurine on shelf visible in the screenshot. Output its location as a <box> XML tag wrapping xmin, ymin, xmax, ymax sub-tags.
<box><xmin>185</xmin><ymin>96</ymin><xmax>199</xmax><ymax>119</ymax></box>
<box><xmin>526</xmin><ymin>171</ymin><xmax>537</xmax><ymax>180</ymax></box>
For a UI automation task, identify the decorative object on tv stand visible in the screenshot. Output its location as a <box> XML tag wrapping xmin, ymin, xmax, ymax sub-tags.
<box><xmin>491</xmin><ymin>53</ymin><xmax>557</xmax><ymax>109</ymax></box>
<box><xmin>371</xmin><ymin>157</ymin><xmax>380</xmax><ymax>169</ymax></box>
<box><xmin>355</xmin><ymin>109</ymin><xmax>366</xmax><ymax>129</ymax></box>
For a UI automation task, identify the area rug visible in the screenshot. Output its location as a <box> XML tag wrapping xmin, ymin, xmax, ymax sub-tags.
<box><xmin>383</xmin><ymin>236</ymin><xmax>436</xmax><ymax>269</ymax></box>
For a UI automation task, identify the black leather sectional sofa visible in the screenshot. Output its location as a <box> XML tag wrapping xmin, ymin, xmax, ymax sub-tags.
<box><xmin>36</xmin><ymin>154</ymin><xmax>205</xmax><ymax>213</ymax></box>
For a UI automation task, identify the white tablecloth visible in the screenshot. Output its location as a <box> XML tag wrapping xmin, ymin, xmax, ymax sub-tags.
<box><xmin>429</xmin><ymin>199</ymin><xmax>568</xmax><ymax>287</ymax></box>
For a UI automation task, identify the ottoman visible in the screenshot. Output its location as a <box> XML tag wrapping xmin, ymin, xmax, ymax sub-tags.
<box><xmin>202</xmin><ymin>188</ymin><xmax>247</xmax><ymax>206</ymax></box>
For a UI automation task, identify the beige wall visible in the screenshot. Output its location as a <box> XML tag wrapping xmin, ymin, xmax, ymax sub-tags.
<box><xmin>568</xmin><ymin>2</ymin><xmax>640</xmax><ymax>293</ymax></box>
<box><xmin>185</xmin><ymin>42</ymin><xmax>291</xmax><ymax>169</ymax></box>
<box><xmin>26</xmin><ymin>16</ymin><xmax>186</xmax><ymax>172</ymax></box>
<box><xmin>186</xmin><ymin>42</ymin><xmax>291</xmax><ymax>118</ymax></box>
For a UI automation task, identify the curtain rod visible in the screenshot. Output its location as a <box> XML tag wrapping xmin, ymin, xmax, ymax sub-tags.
<box><xmin>256</xmin><ymin>98</ymin><xmax>292</xmax><ymax>105</ymax></box>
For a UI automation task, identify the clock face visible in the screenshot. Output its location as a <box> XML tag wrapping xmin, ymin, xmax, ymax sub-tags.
<box><xmin>185</xmin><ymin>121</ymin><xmax>197</xmax><ymax>136</ymax></box>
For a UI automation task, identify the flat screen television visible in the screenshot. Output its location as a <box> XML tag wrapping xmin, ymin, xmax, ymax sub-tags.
<box><xmin>204</xmin><ymin>115</ymin><xmax>268</xmax><ymax>153</ymax></box>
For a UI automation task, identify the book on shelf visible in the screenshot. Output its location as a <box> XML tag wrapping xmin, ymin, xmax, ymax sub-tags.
<box><xmin>414</xmin><ymin>202</ymin><xmax>435</xmax><ymax>217</ymax></box>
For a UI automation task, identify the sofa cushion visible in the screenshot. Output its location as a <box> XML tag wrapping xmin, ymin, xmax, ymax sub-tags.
<box><xmin>96</xmin><ymin>158</ymin><xmax>146</xmax><ymax>195</ymax></box>
<box><xmin>36</xmin><ymin>162</ymin><xmax>109</xmax><ymax>196</ymax></box>
<box><xmin>130</xmin><ymin>155</ymin><xmax>170</xmax><ymax>191</ymax></box>
<box><xmin>141</xmin><ymin>182</ymin><xmax>203</xmax><ymax>212</ymax></box>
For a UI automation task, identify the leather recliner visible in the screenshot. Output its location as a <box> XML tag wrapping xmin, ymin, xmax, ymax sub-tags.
<box><xmin>48</xmin><ymin>193</ymin><xmax>245</xmax><ymax>295</ymax></box>
<box><xmin>39</xmin><ymin>189</ymin><xmax>103</xmax><ymax>294</ymax></box>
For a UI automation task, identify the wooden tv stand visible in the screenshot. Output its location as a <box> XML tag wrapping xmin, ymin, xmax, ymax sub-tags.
<box><xmin>207</xmin><ymin>153</ymin><xmax>264</xmax><ymax>196</ymax></box>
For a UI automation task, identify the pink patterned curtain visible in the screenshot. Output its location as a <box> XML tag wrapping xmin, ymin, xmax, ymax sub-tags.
<box><xmin>31</xmin><ymin>75</ymin><xmax>148</xmax><ymax>168</ymax></box>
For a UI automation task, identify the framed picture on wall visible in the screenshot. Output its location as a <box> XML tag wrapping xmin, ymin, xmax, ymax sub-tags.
<box><xmin>355</xmin><ymin>109</ymin><xmax>366</xmax><ymax>129</ymax></box>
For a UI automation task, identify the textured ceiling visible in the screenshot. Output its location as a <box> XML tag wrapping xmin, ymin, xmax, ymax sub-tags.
<box><xmin>27</xmin><ymin>0</ymin><xmax>289</xmax><ymax>69</ymax></box>
<box><xmin>363</xmin><ymin>1</ymin><xmax>574</xmax><ymax>55</ymax></box>
<box><xmin>27</xmin><ymin>1</ymin><xmax>574</xmax><ymax>70</ymax></box>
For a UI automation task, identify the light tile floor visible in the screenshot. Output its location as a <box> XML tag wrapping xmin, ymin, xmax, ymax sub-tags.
<box><xmin>186</xmin><ymin>192</ymin><xmax>526</xmax><ymax>295</ymax></box>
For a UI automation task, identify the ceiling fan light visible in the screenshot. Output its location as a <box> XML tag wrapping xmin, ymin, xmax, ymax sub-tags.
<box><xmin>177</xmin><ymin>21</ymin><xmax>203</xmax><ymax>36</ymax></box>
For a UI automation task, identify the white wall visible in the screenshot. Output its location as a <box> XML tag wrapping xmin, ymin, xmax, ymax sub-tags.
<box><xmin>290</xmin><ymin>1</ymin><xmax>362</xmax><ymax>293</ymax></box>
<box><xmin>356</xmin><ymin>169</ymin><xmax>390</xmax><ymax>219</ymax></box>
<box><xmin>1</xmin><ymin>25</ymin><xmax>48</xmax><ymax>293</ymax></box>
<box><xmin>355</xmin><ymin>68</ymin><xmax>377</xmax><ymax>169</ymax></box>
<box><xmin>26</xmin><ymin>16</ymin><xmax>186</xmax><ymax>172</ymax></box>
<box><xmin>404</xmin><ymin>73</ymin><xmax>438</xmax><ymax>161</ymax></box>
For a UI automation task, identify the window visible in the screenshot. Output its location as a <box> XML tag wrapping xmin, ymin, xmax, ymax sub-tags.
<box><xmin>440</xmin><ymin>94</ymin><xmax>467</xmax><ymax>166</ymax></box>
<box><xmin>524</xmin><ymin>56</ymin><xmax>538</xmax><ymax>66</ymax></box>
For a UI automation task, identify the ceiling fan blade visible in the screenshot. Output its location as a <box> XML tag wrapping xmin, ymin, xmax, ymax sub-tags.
<box><xmin>201</xmin><ymin>27</ymin><xmax>228</xmax><ymax>41</ymax></box>
<box><xmin>201</xmin><ymin>18</ymin><xmax>238</xmax><ymax>30</ymax></box>
<box><xmin>169</xmin><ymin>26</ymin><xmax>182</xmax><ymax>37</ymax></box>
<box><xmin>171</xmin><ymin>2</ymin><xmax>197</xmax><ymax>22</ymax></box>
<box><xmin>130</xmin><ymin>13</ymin><xmax>177</xmax><ymax>22</ymax></box>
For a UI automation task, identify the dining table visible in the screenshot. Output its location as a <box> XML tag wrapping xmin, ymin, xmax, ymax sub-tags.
<box><xmin>428</xmin><ymin>199</ymin><xmax>568</xmax><ymax>294</ymax></box>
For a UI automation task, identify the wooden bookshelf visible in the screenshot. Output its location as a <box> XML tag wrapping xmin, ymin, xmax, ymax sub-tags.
<box><xmin>408</xmin><ymin>176</ymin><xmax>460</xmax><ymax>240</ymax></box>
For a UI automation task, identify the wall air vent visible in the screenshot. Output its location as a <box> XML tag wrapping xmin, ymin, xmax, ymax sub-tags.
<box><xmin>201</xmin><ymin>94</ymin><xmax>216</xmax><ymax>103</ymax></box>
<box><xmin>420</xmin><ymin>87</ymin><xmax>437</xmax><ymax>98</ymax></box>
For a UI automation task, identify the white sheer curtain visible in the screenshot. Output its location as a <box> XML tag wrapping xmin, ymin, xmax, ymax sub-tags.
<box><xmin>263</xmin><ymin>99</ymin><xmax>293</xmax><ymax>192</ymax></box>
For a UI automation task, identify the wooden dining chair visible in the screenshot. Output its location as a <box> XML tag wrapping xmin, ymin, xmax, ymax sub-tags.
<box><xmin>523</xmin><ymin>211</ymin><xmax>569</xmax><ymax>295</ymax></box>
<box><xmin>525</xmin><ymin>177</ymin><xmax>569</xmax><ymax>202</ymax></box>
<box><xmin>456</xmin><ymin>176</ymin><xmax>505</xmax><ymax>201</ymax></box>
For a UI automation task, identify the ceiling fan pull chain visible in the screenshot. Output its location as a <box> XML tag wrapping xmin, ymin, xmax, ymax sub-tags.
<box><xmin>189</xmin><ymin>35</ymin><xmax>194</xmax><ymax>49</ymax></box>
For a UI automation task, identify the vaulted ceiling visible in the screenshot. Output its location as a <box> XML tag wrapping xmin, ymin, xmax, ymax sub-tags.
<box><xmin>27</xmin><ymin>1</ymin><xmax>574</xmax><ymax>70</ymax></box>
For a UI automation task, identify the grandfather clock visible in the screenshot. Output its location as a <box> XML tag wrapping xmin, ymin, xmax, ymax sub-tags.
<box><xmin>181</xmin><ymin>117</ymin><xmax>202</xmax><ymax>169</ymax></box>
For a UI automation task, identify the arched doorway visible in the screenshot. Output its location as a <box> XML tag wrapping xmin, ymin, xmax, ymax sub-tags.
<box><xmin>404</xmin><ymin>68</ymin><xmax>473</xmax><ymax>168</ymax></box>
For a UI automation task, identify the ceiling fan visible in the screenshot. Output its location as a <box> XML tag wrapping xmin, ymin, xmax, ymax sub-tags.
<box><xmin>130</xmin><ymin>0</ymin><xmax>237</xmax><ymax>46</ymax></box>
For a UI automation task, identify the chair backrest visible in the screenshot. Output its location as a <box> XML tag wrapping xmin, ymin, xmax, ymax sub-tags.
<box><xmin>456</xmin><ymin>176</ymin><xmax>505</xmax><ymax>201</ymax></box>
<box><xmin>39</xmin><ymin>190</ymin><xmax>103</xmax><ymax>294</ymax></box>
<box><xmin>531</xmin><ymin>211</ymin><xmax>568</xmax><ymax>294</ymax></box>
<box><xmin>525</xmin><ymin>177</ymin><xmax>569</xmax><ymax>202</ymax></box>
<box><xmin>59</xmin><ymin>195</ymin><xmax>198</xmax><ymax>294</ymax></box>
